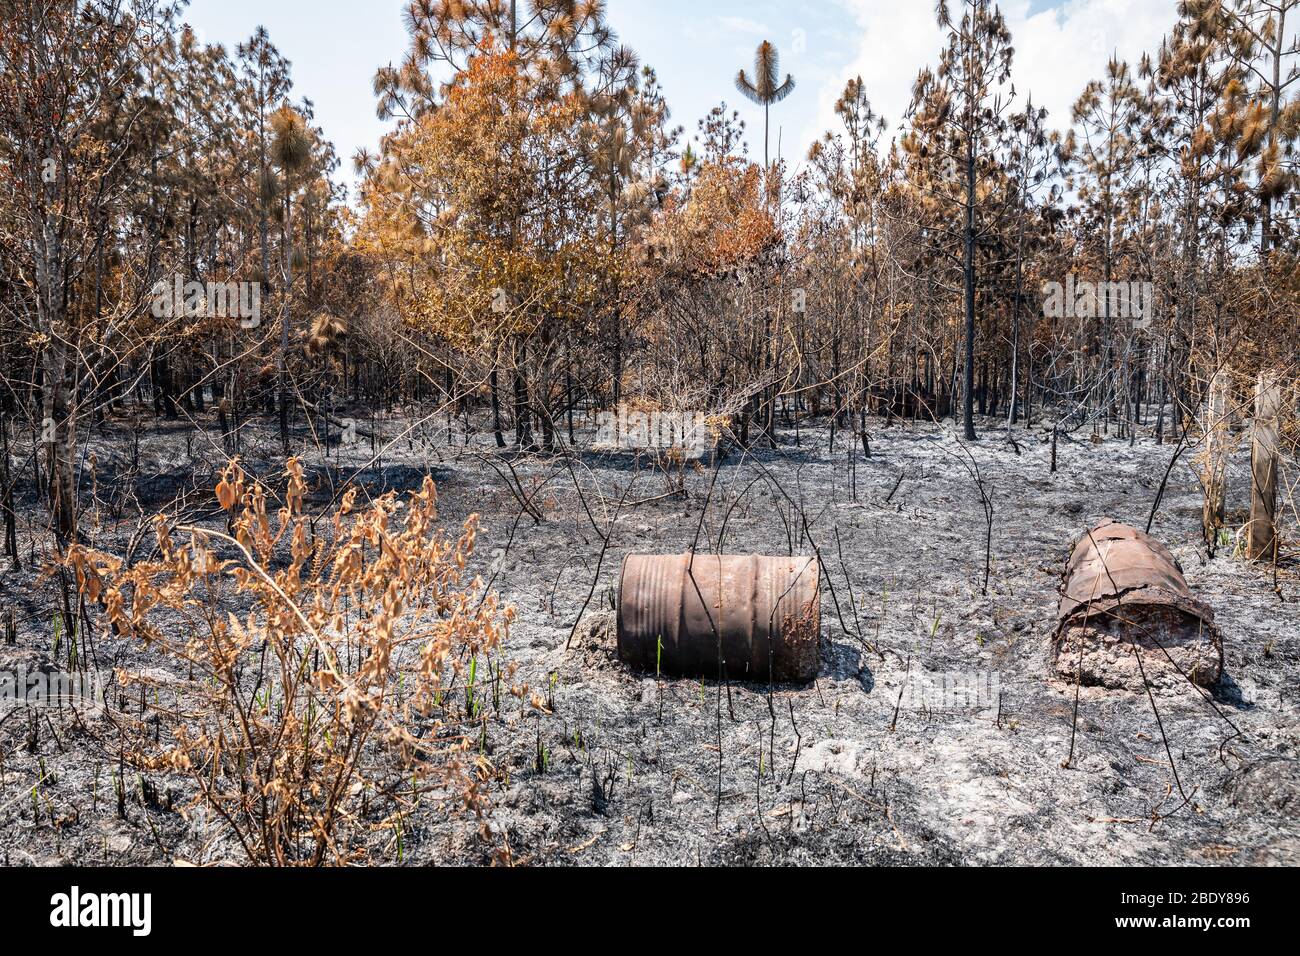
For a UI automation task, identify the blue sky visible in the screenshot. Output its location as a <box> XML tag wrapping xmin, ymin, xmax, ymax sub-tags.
<box><xmin>182</xmin><ymin>0</ymin><xmax>1180</xmax><ymax>201</ymax></box>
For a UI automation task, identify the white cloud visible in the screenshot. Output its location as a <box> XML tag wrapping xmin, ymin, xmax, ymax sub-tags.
<box><xmin>798</xmin><ymin>0</ymin><xmax>1174</xmax><ymax>157</ymax></box>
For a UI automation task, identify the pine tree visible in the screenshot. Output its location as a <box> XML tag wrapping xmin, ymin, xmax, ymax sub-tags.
<box><xmin>910</xmin><ymin>0</ymin><xmax>1014</xmax><ymax>439</ymax></box>
<box><xmin>735</xmin><ymin>40</ymin><xmax>796</xmax><ymax>184</ymax></box>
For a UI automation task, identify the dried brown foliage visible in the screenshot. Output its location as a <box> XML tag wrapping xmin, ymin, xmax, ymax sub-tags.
<box><xmin>65</xmin><ymin>459</ymin><xmax>529</xmax><ymax>865</ymax></box>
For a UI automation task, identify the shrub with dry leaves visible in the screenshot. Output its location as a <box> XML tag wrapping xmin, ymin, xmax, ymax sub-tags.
<box><xmin>65</xmin><ymin>458</ymin><xmax>534</xmax><ymax>865</ymax></box>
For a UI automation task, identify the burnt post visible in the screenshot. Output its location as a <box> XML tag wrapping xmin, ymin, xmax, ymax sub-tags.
<box><xmin>1200</xmin><ymin>369</ymin><xmax>1230</xmax><ymax>552</ymax></box>
<box><xmin>1247</xmin><ymin>371</ymin><xmax>1281</xmax><ymax>561</ymax></box>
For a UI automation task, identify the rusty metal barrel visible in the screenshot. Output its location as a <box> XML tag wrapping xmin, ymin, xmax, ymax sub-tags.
<box><xmin>1055</xmin><ymin>519</ymin><xmax>1222</xmax><ymax>688</ymax></box>
<box><xmin>1058</xmin><ymin>520</ymin><xmax>1217</xmax><ymax>627</ymax></box>
<box><xmin>617</xmin><ymin>553</ymin><xmax>821</xmax><ymax>682</ymax></box>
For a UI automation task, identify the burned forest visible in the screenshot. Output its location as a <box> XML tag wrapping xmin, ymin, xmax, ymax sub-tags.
<box><xmin>0</xmin><ymin>0</ymin><xmax>1298</xmax><ymax>880</ymax></box>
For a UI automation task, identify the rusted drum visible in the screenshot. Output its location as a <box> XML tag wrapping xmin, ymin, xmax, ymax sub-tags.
<box><xmin>1055</xmin><ymin>520</ymin><xmax>1222</xmax><ymax>689</ymax></box>
<box><xmin>617</xmin><ymin>553</ymin><xmax>821</xmax><ymax>682</ymax></box>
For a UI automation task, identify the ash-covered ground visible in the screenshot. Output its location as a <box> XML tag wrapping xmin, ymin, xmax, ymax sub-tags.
<box><xmin>1</xmin><ymin>407</ymin><xmax>1297</xmax><ymax>866</ymax></box>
